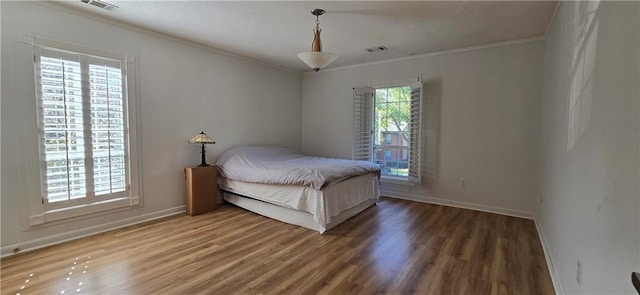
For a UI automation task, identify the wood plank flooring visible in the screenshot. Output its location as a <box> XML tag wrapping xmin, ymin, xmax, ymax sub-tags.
<box><xmin>1</xmin><ymin>197</ymin><xmax>555</xmax><ymax>294</ymax></box>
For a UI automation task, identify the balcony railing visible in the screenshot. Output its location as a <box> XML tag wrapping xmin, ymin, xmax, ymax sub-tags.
<box><xmin>374</xmin><ymin>144</ymin><xmax>409</xmax><ymax>178</ymax></box>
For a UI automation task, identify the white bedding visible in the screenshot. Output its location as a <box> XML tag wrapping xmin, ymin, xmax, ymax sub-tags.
<box><xmin>216</xmin><ymin>146</ymin><xmax>380</xmax><ymax>190</ymax></box>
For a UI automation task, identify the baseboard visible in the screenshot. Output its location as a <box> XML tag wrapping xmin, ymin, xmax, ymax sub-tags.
<box><xmin>534</xmin><ymin>216</ymin><xmax>565</xmax><ymax>295</ymax></box>
<box><xmin>1</xmin><ymin>206</ymin><xmax>186</xmax><ymax>258</ymax></box>
<box><xmin>382</xmin><ymin>191</ymin><xmax>535</xmax><ymax>220</ymax></box>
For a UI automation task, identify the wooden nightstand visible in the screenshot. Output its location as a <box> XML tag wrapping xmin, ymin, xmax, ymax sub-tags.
<box><xmin>184</xmin><ymin>165</ymin><xmax>219</xmax><ymax>216</ymax></box>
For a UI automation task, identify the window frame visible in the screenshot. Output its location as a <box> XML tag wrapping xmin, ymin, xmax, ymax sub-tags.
<box><xmin>24</xmin><ymin>34</ymin><xmax>142</xmax><ymax>227</ymax></box>
<box><xmin>373</xmin><ymin>84</ymin><xmax>412</xmax><ymax>182</ymax></box>
<box><xmin>352</xmin><ymin>78</ymin><xmax>423</xmax><ymax>186</ymax></box>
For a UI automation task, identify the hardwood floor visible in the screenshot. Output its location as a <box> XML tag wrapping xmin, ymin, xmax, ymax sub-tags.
<box><xmin>1</xmin><ymin>197</ymin><xmax>555</xmax><ymax>294</ymax></box>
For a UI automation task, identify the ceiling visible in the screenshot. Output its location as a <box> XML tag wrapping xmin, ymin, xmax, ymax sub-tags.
<box><xmin>53</xmin><ymin>1</ymin><xmax>559</xmax><ymax>73</ymax></box>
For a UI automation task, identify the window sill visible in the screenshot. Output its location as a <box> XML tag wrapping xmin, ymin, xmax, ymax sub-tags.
<box><xmin>30</xmin><ymin>196</ymin><xmax>139</xmax><ymax>227</ymax></box>
<box><xmin>380</xmin><ymin>177</ymin><xmax>416</xmax><ymax>187</ymax></box>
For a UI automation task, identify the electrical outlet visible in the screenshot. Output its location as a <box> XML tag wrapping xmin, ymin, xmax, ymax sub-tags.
<box><xmin>459</xmin><ymin>178</ymin><xmax>468</xmax><ymax>188</ymax></box>
<box><xmin>576</xmin><ymin>260</ymin><xmax>582</xmax><ymax>285</ymax></box>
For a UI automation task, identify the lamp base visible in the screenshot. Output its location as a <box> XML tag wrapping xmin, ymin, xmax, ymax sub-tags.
<box><xmin>199</xmin><ymin>143</ymin><xmax>208</xmax><ymax>166</ymax></box>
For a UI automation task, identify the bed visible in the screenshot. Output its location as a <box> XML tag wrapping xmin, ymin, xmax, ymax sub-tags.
<box><xmin>216</xmin><ymin>145</ymin><xmax>380</xmax><ymax>233</ymax></box>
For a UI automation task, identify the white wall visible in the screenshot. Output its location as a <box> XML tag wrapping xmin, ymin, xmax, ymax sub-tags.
<box><xmin>301</xmin><ymin>41</ymin><xmax>543</xmax><ymax>216</ymax></box>
<box><xmin>4</xmin><ymin>2</ymin><xmax>638</xmax><ymax>292</ymax></box>
<box><xmin>537</xmin><ymin>1</ymin><xmax>640</xmax><ymax>294</ymax></box>
<box><xmin>1</xmin><ymin>2</ymin><xmax>301</xmax><ymax>252</ymax></box>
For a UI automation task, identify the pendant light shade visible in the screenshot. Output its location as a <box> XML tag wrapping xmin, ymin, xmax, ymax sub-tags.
<box><xmin>297</xmin><ymin>52</ymin><xmax>337</xmax><ymax>72</ymax></box>
<box><xmin>297</xmin><ymin>9</ymin><xmax>337</xmax><ymax>72</ymax></box>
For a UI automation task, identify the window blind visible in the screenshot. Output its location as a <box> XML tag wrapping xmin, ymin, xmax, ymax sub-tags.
<box><xmin>408</xmin><ymin>82</ymin><xmax>422</xmax><ymax>184</ymax></box>
<box><xmin>36</xmin><ymin>47</ymin><xmax>129</xmax><ymax>208</ymax></box>
<box><xmin>353</xmin><ymin>82</ymin><xmax>422</xmax><ymax>184</ymax></box>
<box><xmin>89</xmin><ymin>63</ymin><xmax>127</xmax><ymax>196</ymax></box>
<box><xmin>352</xmin><ymin>87</ymin><xmax>374</xmax><ymax>161</ymax></box>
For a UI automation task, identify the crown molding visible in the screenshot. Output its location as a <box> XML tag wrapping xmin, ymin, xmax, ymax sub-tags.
<box><xmin>304</xmin><ymin>36</ymin><xmax>546</xmax><ymax>75</ymax></box>
<box><xmin>33</xmin><ymin>1</ymin><xmax>298</xmax><ymax>75</ymax></box>
<box><xmin>32</xmin><ymin>1</ymin><xmax>560</xmax><ymax>76</ymax></box>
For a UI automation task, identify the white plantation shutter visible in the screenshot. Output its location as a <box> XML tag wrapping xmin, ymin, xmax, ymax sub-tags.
<box><xmin>353</xmin><ymin>79</ymin><xmax>423</xmax><ymax>184</ymax></box>
<box><xmin>408</xmin><ymin>82</ymin><xmax>422</xmax><ymax>184</ymax></box>
<box><xmin>352</xmin><ymin>87</ymin><xmax>374</xmax><ymax>161</ymax></box>
<box><xmin>35</xmin><ymin>47</ymin><xmax>130</xmax><ymax>210</ymax></box>
<box><xmin>37</xmin><ymin>52</ymin><xmax>86</xmax><ymax>204</ymax></box>
<box><xmin>89</xmin><ymin>63</ymin><xmax>127</xmax><ymax>196</ymax></box>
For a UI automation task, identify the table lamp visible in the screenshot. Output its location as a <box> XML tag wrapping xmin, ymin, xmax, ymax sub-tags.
<box><xmin>188</xmin><ymin>131</ymin><xmax>215</xmax><ymax>166</ymax></box>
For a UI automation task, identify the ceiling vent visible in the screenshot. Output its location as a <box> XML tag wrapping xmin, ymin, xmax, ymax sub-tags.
<box><xmin>366</xmin><ymin>46</ymin><xmax>388</xmax><ymax>53</ymax></box>
<box><xmin>81</xmin><ymin>0</ymin><xmax>118</xmax><ymax>11</ymax></box>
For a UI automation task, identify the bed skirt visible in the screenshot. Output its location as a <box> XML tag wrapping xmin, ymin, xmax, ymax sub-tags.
<box><xmin>222</xmin><ymin>191</ymin><xmax>377</xmax><ymax>233</ymax></box>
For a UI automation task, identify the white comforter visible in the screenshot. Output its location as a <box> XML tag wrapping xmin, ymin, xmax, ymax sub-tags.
<box><xmin>216</xmin><ymin>146</ymin><xmax>380</xmax><ymax>189</ymax></box>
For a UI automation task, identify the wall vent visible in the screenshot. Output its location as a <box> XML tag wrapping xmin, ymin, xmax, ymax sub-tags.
<box><xmin>81</xmin><ymin>0</ymin><xmax>118</xmax><ymax>11</ymax></box>
<box><xmin>366</xmin><ymin>46</ymin><xmax>388</xmax><ymax>53</ymax></box>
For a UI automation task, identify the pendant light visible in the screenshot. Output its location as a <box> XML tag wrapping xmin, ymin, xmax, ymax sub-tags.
<box><xmin>297</xmin><ymin>9</ymin><xmax>337</xmax><ymax>72</ymax></box>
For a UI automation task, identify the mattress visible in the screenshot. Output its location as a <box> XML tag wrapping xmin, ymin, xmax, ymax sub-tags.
<box><xmin>216</xmin><ymin>145</ymin><xmax>380</xmax><ymax>190</ymax></box>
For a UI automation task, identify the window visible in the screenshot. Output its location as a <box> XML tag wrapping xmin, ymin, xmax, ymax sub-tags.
<box><xmin>374</xmin><ymin>86</ymin><xmax>411</xmax><ymax>179</ymax></box>
<box><xmin>28</xmin><ymin>38</ymin><xmax>140</xmax><ymax>225</ymax></box>
<box><xmin>385</xmin><ymin>150</ymin><xmax>392</xmax><ymax>161</ymax></box>
<box><xmin>352</xmin><ymin>81</ymin><xmax>422</xmax><ymax>184</ymax></box>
